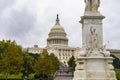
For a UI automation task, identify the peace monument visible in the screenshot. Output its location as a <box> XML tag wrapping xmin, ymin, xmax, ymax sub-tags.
<box><xmin>73</xmin><ymin>0</ymin><xmax>117</xmax><ymax>80</ymax></box>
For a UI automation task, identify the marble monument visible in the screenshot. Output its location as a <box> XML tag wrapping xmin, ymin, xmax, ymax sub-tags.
<box><xmin>73</xmin><ymin>0</ymin><xmax>117</xmax><ymax>80</ymax></box>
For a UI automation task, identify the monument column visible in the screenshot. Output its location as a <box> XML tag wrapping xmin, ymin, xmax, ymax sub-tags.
<box><xmin>73</xmin><ymin>0</ymin><xmax>117</xmax><ymax>80</ymax></box>
<box><xmin>81</xmin><ymin>0</ymin><xmax>104</xmax><ymax>50</ymax></box>
<box><xmin>81</xmin><ymin>15</ymin><xmax>105</xmax><ymax>50</ymax></box>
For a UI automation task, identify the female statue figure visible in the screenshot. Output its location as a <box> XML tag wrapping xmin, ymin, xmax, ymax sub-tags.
<box><xmin>90</xmin><ymin>26</ymin><xmax>98</xmax><ymax>49</ymax></box>
<box><xmin>84</xmin><ymin>0</ymin><xmax>100</xmax><ymax>12</ymax></box>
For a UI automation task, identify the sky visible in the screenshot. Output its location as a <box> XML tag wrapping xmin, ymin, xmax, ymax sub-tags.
<box><xmin>0</xmin><ymin>0</ymin><xmax>120</xmax><ymax>49</ymax></box>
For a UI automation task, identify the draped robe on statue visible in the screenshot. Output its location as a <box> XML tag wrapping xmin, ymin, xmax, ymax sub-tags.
<box><xmin>85</xmin><ymin>0</ymin><xmax>100</xmax><ymax>12</ymax></box>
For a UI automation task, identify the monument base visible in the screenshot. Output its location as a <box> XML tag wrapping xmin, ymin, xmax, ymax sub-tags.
<box><xmin>73</xmin><ymin>50</ymin><xmax>117</xmax><ymax>80</ymax></box>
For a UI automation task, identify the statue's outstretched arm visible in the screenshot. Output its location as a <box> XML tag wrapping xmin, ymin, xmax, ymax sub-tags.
<box><xmin>90</xmin><ymin>26</ymin><xmax>93</xmax><ymax>34</ymax></box>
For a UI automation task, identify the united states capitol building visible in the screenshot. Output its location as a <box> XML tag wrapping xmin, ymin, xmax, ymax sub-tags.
<box><xmin>27</xmin><ymin>15</ymin><xmax>120</xmax><ymax>65</ymax></box>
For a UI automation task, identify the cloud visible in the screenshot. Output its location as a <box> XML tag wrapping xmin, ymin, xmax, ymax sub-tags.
<box><xmin>0</xmin><ymin>8</ymin><xmax>36</xmax><ymax>37</ymax></box>
<box><xmin>101</xmin><ymin>0</ymin><xmax>120</xmax><ymax>49</ymax></box>
<box><xmin>7</xmin><ymin>9</ymin><xmax>36</xmax><ymax>38</ymax></box>
<box><xmin>0</xmin><ymin>0</ymin><xmax>15</xmax><ymax>15</ymax></box>
<box><xmin>0</xmin><ymin>0</ymin><xmax>120</xmax><ymax>49</ymax></box>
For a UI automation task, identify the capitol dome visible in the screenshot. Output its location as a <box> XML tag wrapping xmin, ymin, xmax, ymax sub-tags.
<box><xmin>47</xmin><ymin>14</ymin><xmax>68</xmax><ymax>46</ymax></box>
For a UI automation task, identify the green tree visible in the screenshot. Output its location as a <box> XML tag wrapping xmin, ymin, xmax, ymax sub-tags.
<box><xmin>0</xmin><ymin>40</ymin><xmax>24</xmax><ymax>79</ymax></box>
<box><xmin>33</xmin><ymin>49</ymin><xmax>55</xmax><ymax>78</ymax></box>
<box><xmin>115</xmin><ymin>69</ymin><xmax>120</xmax><ymax>80</ymax></box>
<box><xmin>111</xmin><ymin>54</ymin><xmax>120</xmax><ymax>80</ymax></box>
<box><xmin>22</xmin><ymin>51</ymin><xmax>34</xmax><ymax>78</ymax></box>
<box><xmin>49</xmin><ymin>53</ymin><xmax>60</xmax><ymax>72</ymax></box>
<box><xmin>111</xmin><ymin>54</ymin><xmax>120</xmax><ymax>69</ymax></box>
<box><xmin>67</xmin><ymin>55</ymin><xmax>76</xmax><ymax>71</ymax></box>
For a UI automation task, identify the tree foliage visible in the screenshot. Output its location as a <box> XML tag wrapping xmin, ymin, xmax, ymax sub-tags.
<box><xmin>0</xmin><ymin>40</ymin><xmax>24</xmax><ymax>79</ymax></box>
<box><xmin>111</xmin><ymin>54</ymin><xmax>120</xmax><ymax>69</ymax></box>
<box><xmin>33</xmin><ymin>49</ymin><xmax>60</xmax><ymax>78</ymax></box>
<box><xmin>22</xmin><ymin>51</ymin><xmax>35</xmax><ymax>78</ymax></box>
<box><xmin>67</xmin><ymin>55</ymin><xmax>76</xmax><ymax>71</ymax></box>
<box><xmin>115</xmin><ymin>69</ymin><xmax>120</xmax><ymax>79</ymax></box>
<box><xmin>111</xmin><ymin>54</ymin><xmax>120</xmax><ymax>79</ymax></box>
<box><xmin>49</xmin><ymin>53</ymin><xmax>60</xmax><ymax>71</ymax></box>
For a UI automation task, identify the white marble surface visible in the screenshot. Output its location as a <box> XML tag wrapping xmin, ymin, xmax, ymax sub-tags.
<box><xmin>73</xmin><ymin>1</ymin><xmax>117</xmax><ymax>79</ymax></box>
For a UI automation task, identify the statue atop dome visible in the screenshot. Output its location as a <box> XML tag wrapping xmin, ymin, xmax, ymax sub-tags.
<box><xmin>84</xmin><ymin>0</ymin><xmax>100</xmax><ymax>12</ymax></box>
<box><xmin>56</xmin><ymin>14</ymin><xmax>60</xmax><ymax>25</ymax></box>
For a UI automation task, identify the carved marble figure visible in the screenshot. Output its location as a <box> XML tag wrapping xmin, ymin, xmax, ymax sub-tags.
<box><xmin>84</xmin><ymin>0</ymin><xmax>100</xmax><ymax>12</ymax></box>
<box><xmin>90</xmin><ymin>26</ymin><xmax>98</xmax><ymax>49</ymax></box>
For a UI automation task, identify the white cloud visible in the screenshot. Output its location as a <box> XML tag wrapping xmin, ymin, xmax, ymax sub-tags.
<box><xmin>0</xmin><ymin>0</ymin><xmax>120</xmax><ymax>49</ymax></box>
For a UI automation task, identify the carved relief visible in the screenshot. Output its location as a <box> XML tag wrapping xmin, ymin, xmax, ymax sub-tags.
<box><xmin>90</xmin><ymin>26</ymin><xmax>98</xmax><ymax>50</ymax></box>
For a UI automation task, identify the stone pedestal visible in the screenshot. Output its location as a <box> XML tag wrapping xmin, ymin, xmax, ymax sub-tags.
<box><xmin>73</xmin><ymin>49</ymin><xmax>117</xmax><ymax>80</ymax></box>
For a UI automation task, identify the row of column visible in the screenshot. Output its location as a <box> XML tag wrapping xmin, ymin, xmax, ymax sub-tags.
<box><xmin>48</xmin><ymin>39</ymin><xmax>68</xmax><ymax>45</ymax></box>
<box><xmin>58</xmin><ymin>49</ymin><xmax>74</xmax><ymax>60</ymax></box>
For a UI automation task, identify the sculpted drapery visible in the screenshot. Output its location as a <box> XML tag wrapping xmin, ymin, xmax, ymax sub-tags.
<box><xmin>84</xmin><ymin>0</ymin><xmax>100</xmax><ymax>12</ymax></box>
<box><xmin>90</xmin><ymin>26</ymin><xmax>98</xmax><ymax>49</ymax></box>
